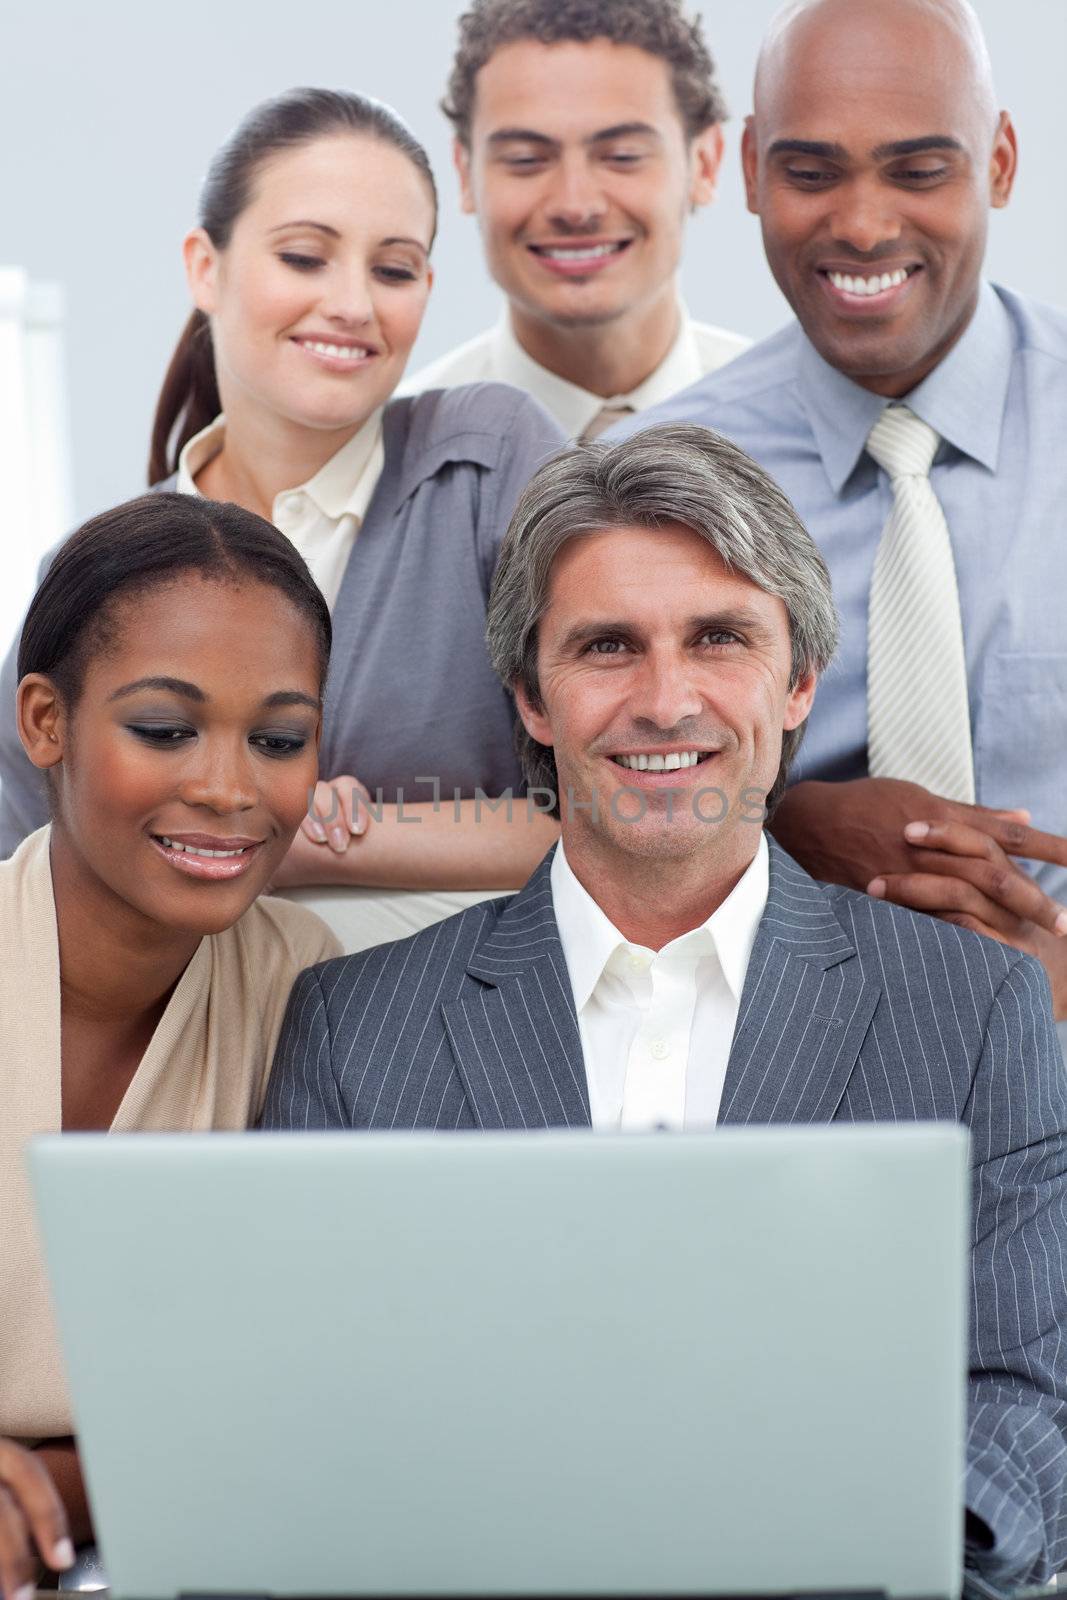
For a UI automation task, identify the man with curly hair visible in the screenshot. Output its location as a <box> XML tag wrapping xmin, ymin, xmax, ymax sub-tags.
<box><xmin>401</xmin><ymin>0</ymin><xmax>748</xmax><ymax>438</ymax></box>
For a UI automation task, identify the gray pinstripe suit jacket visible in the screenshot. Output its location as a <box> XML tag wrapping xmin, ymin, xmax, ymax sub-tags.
<box><xmin>262</xmin><ymin>839</ymin><xmax>1067</xmax><ymax>1585</ymax></box>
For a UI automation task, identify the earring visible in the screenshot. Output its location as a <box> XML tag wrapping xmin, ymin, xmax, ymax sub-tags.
<box><xmin>48</xmin><ymin>733</ymin><xmax>58</xmax><ymax>743</ymax></box>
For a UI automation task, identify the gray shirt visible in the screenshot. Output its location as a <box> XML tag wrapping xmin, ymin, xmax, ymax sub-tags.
<box><xmin>0</xmin><ymin>382</ymin><xmax>564</xmax><ymax>855</ymax></box>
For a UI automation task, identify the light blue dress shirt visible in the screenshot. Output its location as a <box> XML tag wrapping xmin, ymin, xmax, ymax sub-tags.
<box><xmin>613</xmin><ymin>282</ymin><xmax>1067</xmax><ymax>909</ymax></box>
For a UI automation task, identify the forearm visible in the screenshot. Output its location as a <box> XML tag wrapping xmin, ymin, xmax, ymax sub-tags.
<box><xmin>284</xmin><ymin>802</ymin><xmax>559</xmax><ymax>891</ymax></box>
<box><xmin>31</xmin><ymin>1440</ymin><xmax>91</xmax><ymax>1547</ymax></box>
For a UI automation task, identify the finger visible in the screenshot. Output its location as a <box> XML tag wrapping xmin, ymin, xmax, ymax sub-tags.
<box><xmin>308</xmin><ymin>781</ymin><xmax>349</xmax><ymax>853</ymax></box>
<box><xmin>955</xmin><ymin>801</ymin><xmax>1030</xmax><ymax>823</ymax></box>
<box><xmin>0</xmin><ymin>1441</ymin><xmax>73</xmax><ymax>1575</ymax></box>
<box><xmin>337</xmin><ymin>778</ymin><xmax>373</xmax><ymax>839</ymax></box>
<box><xmin>0</xmin><ymin>1482</ymin><xmax>36</xmax><ymax>1600</ymax></box>
<box><xmin>938</xmin><ymin>807</ymin><xmax>1067</xmax><ymax>869</ymax></box>
<box><xmin>905</xmin><ymin>817</ymin><xmax>1013</xmax><ymax>861</ymax></box>
<box><xmin>935</xmin><ymin>912</ymin><xmax>1031</xmax><ymax>951</ymax></box>
<box><xmin>300</xmin><ymin>780</ymin><xmax>332</xmax><ymax>845</ymax></box>
<box><xmin>902</xmin><ymin>827</ymin><xmax>1067</xmax><ymax>935</ymax></box>
<box><xmin>300</xmin><ymin>811</ymin><xmax>328</xmax><ymax>845</ymax></box>
<box><xmin>868</xmin><ymin>871</ymin><xmax>1024</xmax><ymax>938</ymax></box>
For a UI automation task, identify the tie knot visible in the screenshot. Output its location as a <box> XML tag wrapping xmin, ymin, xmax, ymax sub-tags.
<box><xmin>866</xmin><ymin>403</ymin><xmax>939</xmax><ymax>480</ymax></box>
<box><xmin>580</xmin><ymin>401</ymin><xmax>635</xmax><ymax>443</ymax></box>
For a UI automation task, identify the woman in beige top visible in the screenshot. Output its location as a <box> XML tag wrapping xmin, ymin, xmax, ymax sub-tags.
<box><xmin>0</xmin><ymin>490</ymin><xmax>341</xmax><ymax>1591</ymax></box>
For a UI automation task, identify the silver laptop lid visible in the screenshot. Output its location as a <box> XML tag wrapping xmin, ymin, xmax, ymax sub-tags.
<box><xmin>30</xmin><ymin>1125</ymin><xmax>968</xmax><ymax>1599</ymax></box>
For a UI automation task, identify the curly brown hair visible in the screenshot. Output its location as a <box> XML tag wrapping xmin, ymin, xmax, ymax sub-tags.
<box><xmin>442</xmin><ymin>0</ymin><xmax>728</xmax><ymax>147</ymax></box>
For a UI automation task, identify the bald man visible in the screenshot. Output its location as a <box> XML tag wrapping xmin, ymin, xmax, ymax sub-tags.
<box><xmin>618</xmin><ymin>0</ymin><xmax>1067</xmax><ymax>1072</ymax></box>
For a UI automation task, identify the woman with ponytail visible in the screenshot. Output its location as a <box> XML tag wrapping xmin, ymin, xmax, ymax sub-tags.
<box><xmin>0</xmin><ymin>89</ymin><xmax>564</xmax><ymax>938</ymax></box>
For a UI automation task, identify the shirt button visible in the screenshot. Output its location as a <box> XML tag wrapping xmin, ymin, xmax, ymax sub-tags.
<box><xmin>628</xmin><ymin>953</ymin><xmax>648</xmax><ymax>973</ymax></box>
<box><xmin>650</xmin><ymin>1039</ymin><xmax>670</xmax><ymax>1060</ymax></box>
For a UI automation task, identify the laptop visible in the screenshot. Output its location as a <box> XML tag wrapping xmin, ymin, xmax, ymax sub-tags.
<box><xmin>30</xmin><ymin>1125</ymin><xmax>969</xmax><ymax>1599</ymax></box>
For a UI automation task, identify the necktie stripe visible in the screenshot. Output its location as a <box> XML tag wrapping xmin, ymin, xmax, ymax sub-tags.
<box><xmin>865</xmin><ymin>404</ymin><xmax>975</xmax><ymax>803</ymax></box>
<box><xmin>580</xmin><ymin>402</ymin><xmax>636</xmax><ymax>442</ymax></box>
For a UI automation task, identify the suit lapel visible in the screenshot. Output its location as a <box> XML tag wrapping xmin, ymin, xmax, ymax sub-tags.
<box><xmin>719</xmin><ymin>842</ymin><xmax>880</xmax><ymax>1126</ymax></box>
<box><xmin>443</xmin><ymin>841</ymin><xmax>880</xmax><ymax>1132</ymax></box>
<box><xmin>442</xmin><ymin>852</ymin><xmax>591</xmax><ymax>1130</ymax></box>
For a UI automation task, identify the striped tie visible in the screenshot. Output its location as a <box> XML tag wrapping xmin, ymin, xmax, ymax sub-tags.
<box><xmin>579</xmin><ymin>401</ymin><xmax>635</xmax><ymax>442</ymax></box>
<box><xmin>865</xmin><ymin>403</ymin><xmax>975</xmax><ymax>802</ymax></box>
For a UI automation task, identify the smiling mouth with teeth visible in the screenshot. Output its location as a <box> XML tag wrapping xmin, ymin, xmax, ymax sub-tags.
<box><xmin>822</xmin><ymin>265</ymin><xmax>918</xmax><ymax>297</ymax></box>
<box><xmin>156</xmin><ymin>837</ymin><xmax>254</xmax><ymax>859</ymax></box>
<box><xmin>529</xmin><ymin>241</ymin><xmax>631</xmax><ymax>262</ymax></box>
<box><xmin>294</xmin><ymin>338</ymin><xmax>374</xmax><ymax>360</ymax></box>
<box><xmin>612</xmin><ymin>751</ymin><xmax>712</xmax><ymax>772</ymax></box>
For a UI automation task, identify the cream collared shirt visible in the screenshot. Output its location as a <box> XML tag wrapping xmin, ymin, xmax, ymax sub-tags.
<box><xmin>550</xmin><ymin>835</ymin><xmax>769</xmax><ymax>1130</ymax></box>
<box><xmin>176</xmin><ymin>411</ymin><xmax>385</xmax><ymax>610</ymax></box>
<box><xmin>401</xmin><ymin>303</ymin><xmax>749</xmax><ymax>439</ymax></box>
<box><xmin>0</xmin><ymin>826</ymin><xmax>341</xmax><ymax>1439</ymax></box>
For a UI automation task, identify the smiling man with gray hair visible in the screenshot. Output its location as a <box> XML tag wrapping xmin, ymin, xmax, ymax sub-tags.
<box><xmin>265</xmin><ymin>423</ymin><xmax>1067</xmax><ymax>1584</ymax></box>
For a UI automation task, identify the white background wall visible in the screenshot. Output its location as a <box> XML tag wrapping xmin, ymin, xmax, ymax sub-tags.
<box><xmin>1</xmin><ymin>0</ymin><xmax>1064</xmax><ymax>525</ymax></box>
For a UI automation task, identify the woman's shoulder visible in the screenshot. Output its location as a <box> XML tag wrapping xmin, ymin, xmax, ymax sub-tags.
<box><xmin>381</xmin><ymin>385</ymin><xmax>564</xmax><ymax>512</ymax></box>
<box><xmin>0</xmin><ymin>824</ymin><xmax>52</xmax><ymax>892</ymax></box>
<box><xmin>217</xmin><ymin>894</ymin><xmax>342</xmax><ymax>982</ymax></box>
<box><xmin>386</xmin><ymin>381</ymin><xmax>563</xmax><ymax>453</ymax></box>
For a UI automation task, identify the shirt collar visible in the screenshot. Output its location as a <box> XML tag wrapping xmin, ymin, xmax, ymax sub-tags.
<box><xmin>301</xmin><ymin>408</ymin><xmax>384</xmax><ymax>520</ymax></box>
<box><xmin>550</xmin><ymin>833</ymin><xmax>769</xmax><ymax>1013</ymax></box>
<box><xmin>707</xmin><ymin>832</ymin><xmax>770</xmax><ymax>1000</ymax></box>
<box><xmin>176</xmin><ymin>414</ymin><xmax>225</xmax><ymax>493</ymax></box>
<box><xmin>175</xmin><ymin>409</ymin><xmax>385</xmax><ymax>521</ymax></box>
<box><xmin>796</xmin><ymin>279</ymin><xmax>1013</xmax><ymax>495</ymax></box>
<box><xmin>490</xmin><ymin>298</ymin><xmax>705</xmax><ymax>438</ymax></box>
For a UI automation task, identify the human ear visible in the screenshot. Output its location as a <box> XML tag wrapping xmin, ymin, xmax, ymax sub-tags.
<box><xmin>183</xmin><ymin>227</ymin><xmax>221</xmax><ymax>315</ymax></box>
<box><xmin>689</xmin><ymin>123</ymin><xmax>725</xmax><ymax>208</ymax></box>
<box><xmin>453</xmin><ymin>137</ymin><xmax>477</xmax><ymax>215</ymax></box>
<box><xmin>741</xmin><ymin>116</ymin><xmax>759</xmax><ymax>214</ymax></box>
<box><xmin>514</xmin><ymin>680</ymin><xmax>554</xmax><ymax>750</ymax></box>
<box><xmin>17</xmin><ymin>676</ymin><xmax>66</xmax><ymax>771</ymax></box>
<box><xmin>989</xmin><ymin>112</ymin><xmax>1017</xmax><ymax>209</ymax></box>
<box><xmin>783</xmin><ymin>669</ymin><xmax>817</xmax><ymax>732</ymax></box>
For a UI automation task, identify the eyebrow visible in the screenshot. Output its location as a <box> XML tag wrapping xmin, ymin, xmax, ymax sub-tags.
<box><xmin>109</xmin><ymin>676</ymin><xmax>206</xmax><ymax>703</ymax></box>
<box><xmin>268</xmin><ymin>220</ymin><xmax>428</xmax><ymax>255</ymax></box>
<box><xmin>870</xmin><ymin>135</ymin><xmax>966</xmax><ymax>160</ymax></box>
<box><xmin>107</xmin><ymin>677</ymin><xmax>320</xmax><ymax>712</ymax></box>
<box><xmin>380</xmin><ymin>236</ymin><xmax>430</xmax><ymax>254</ymax></box>
<box><xmin>268</xmin><ymin>220</ymin><xmax>340</xmax><ymax>238</ymax></box>
<box><xmin>558</xmin><ymin>609</ymin><xmax>770</xmax><ymax>652</ymax></box>
<box><xmin>262</xmin><ymin>691</ymin><xmax>321</xmax><ymax>711</ymax></box>
<box><xmin>588</xmin><ymin>121</ymin><xmax>661</xmax><ymax>143</ymax></box>
<box><xmin>767</xmin><ymin>135</ymin><xmax>965</xmax><ymax>162</ymax></box>
<box><xmin>488</xmin><ymin>122</ymin><xmax>660</xmax><ymax>149</ymax></box>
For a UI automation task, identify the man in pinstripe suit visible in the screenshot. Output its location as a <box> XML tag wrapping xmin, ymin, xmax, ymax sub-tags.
<box><xmin>263</xmin><ymin>424</ymin><xmax>1067</xmax><ymax>1586</ymax></box>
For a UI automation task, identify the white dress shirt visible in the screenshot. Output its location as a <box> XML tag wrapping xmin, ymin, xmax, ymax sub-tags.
<box><xmin>401</xmin><ymin>303</ymin><xmax>749</xmax><ymax>439</ymax></box>
<box><xmin>550</xmin><ymin>836</ymin><xmax>769</xmax><ymax>1130</ymax></box>
<box><xmin>176</xmin><ymin>411</ymin><xmax>385</xmax><ymax>610</ymax></box>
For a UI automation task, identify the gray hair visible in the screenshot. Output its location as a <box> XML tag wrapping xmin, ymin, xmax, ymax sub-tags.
<box><xmin>486</xmin><ymin>422</ymin><xmax>839</xmax><ymax>816</ymax></box>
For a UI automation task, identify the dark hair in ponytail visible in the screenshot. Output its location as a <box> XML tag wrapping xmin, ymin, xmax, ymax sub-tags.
<box><xmin>19</xmin><ymin>492</ymin><xmax>332</xmax><ymax>711</ymax></box>
<box><xmin>148</xmin><ymin>88</ymin><xmax>438</xmax><ymax>485</ymax></box>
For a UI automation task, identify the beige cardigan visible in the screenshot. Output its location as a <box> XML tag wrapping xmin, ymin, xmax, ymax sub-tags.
<box><xmin>0</xmin><ymin>827</ymin><xmax>342</xmax><ymax>1439</ymax></box>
